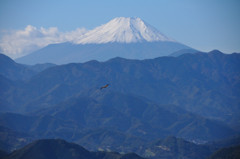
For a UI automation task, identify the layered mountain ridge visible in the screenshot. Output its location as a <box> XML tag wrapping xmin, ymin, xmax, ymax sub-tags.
<box><xmin>1</xmin><ymin>51</ymin><xmax>240</xmax><ymax>159</ymax></box>
<box><xmin>3</xmin><ymin>139</ymin><xmax>145</xmax><ymax>159</ymax></box>
<box><xmin>1</xmin><ymin>17</ymin><xmax>239</xmax><ymax>159</ymax></box>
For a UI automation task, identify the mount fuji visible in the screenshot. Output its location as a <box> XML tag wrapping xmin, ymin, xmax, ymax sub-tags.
<box><xmin>74</xmin><ymin>17</ymin><xmax>174</xmax><ymax>44</ymax></box>
<box><xmin>16</xmin><ymin>17</ymin><xmax>194</xmax><ymax>64</ymax></box>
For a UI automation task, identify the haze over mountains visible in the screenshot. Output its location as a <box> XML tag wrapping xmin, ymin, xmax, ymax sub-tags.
<box><xmin>0</xmin><ymin>17</ymin><xmax>240</xmax><ymax>159</ymax></box>
<box><xmin>16</xmin><ymin>17</ymin><xmax>193</xmax><ymax>64</ymax></box>
<box><xmin>1</xmin><ymin>50</ymin><xmax>240</xmax><ymax>159</ymax></box>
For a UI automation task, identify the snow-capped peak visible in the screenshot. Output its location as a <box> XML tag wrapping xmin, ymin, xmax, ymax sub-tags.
<box><xmin>74</xmin><ymin>17</ymin><xmax>174</xmax><ymax>44</ymax></box>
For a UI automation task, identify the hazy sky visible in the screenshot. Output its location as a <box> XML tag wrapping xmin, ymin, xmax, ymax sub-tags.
<box><xmin>0</xmin><ymin>0</ymin><xmax>240</xmax><ymax>58</ymax></box>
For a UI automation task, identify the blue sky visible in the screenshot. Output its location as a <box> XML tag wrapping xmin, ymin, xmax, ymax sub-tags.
<box><xmin>0</xmin><ymin>0</ymin><xmax>240</xmax><ymax>58</ymax></box>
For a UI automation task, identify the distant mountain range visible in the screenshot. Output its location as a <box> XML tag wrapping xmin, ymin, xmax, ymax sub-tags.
<box><xmin>15</xmin><ymin>17</ymin><xmax>194</xmax><ymax>64</ymax></box>
<box><xmin>2</xmin><ymin>139</ymin><xmax>145</xmax><ymax>159</ymax></box>
<box><xmin>1</xmin><ymin>138</ymin><xmax>240</xmax><ymax>159</ymax></box>
<box><xmin>1</xmin><ymin>51</ymin><xmax>240</xmax><ymax>123</ymax></box>
<box><xmin>4</xmin><ymin>50</ymin><xmax>240</xmax><ymax>124</ymax></box>
<box><xmin>1</xmin><ymin>17</ymin><xmax>239</xmax><ymax>159</ymax></box>
<box><xmin>0</xmin><ymin>51</ymin><xmax>240</xmax><ymax>159</ymax></box>
<box><xmin>0</xmin><ymin>53</ymin><xmax>56</xmax><ymax>80</ymax></box>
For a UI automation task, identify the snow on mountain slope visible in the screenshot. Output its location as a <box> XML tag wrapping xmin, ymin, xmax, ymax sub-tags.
<box><xmin>16</xmin><ymin>17</ymin><xmax>193</xmax><ymax>64</ymax></box>
<box><xmin>74</xmin><ymin>17</ymin><xmax>175</xmax><ymax>44</ymax></box>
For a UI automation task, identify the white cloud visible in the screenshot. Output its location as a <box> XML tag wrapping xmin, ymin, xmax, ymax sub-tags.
<box><xmin>0</xmin><ymin>25</ymin><xmax>87</xmax><ymax>59</ymax></box>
